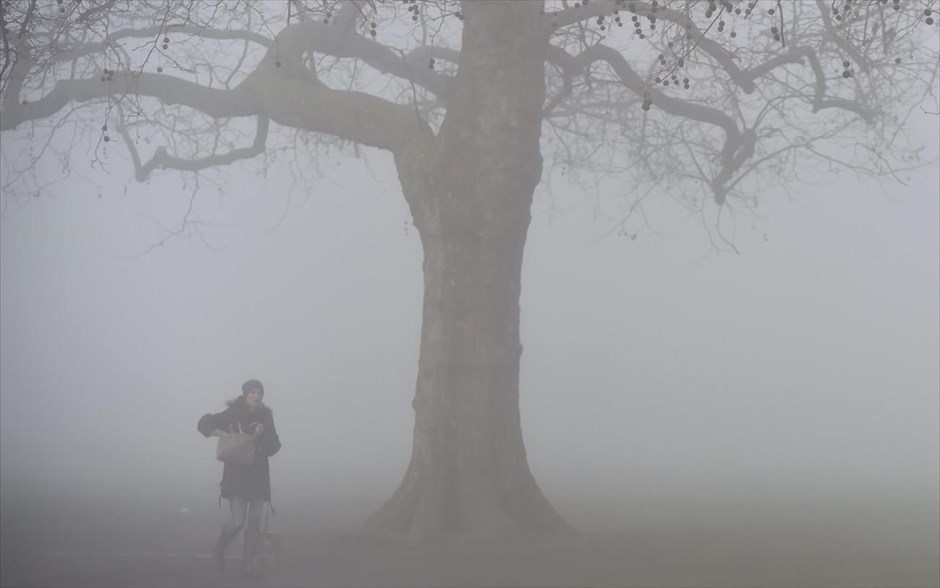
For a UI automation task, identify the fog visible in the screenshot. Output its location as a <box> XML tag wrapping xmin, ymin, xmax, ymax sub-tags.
<box><xmin>2</xmin><ymin>86</ymin><xmax>939</xmax><ymax>588</ymax></box>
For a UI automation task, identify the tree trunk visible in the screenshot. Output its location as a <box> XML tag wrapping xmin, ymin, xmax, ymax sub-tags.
<box><xmin>365</xmin><ymin>2</ymin><xmax>571</xmax><ymax>540</ymax></box>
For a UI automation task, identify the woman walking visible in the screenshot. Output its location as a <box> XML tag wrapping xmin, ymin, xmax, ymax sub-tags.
<box><xmin>198</xmin><ymin>379</ymin><xmax>281</xmax><ymax>576</ymax></box>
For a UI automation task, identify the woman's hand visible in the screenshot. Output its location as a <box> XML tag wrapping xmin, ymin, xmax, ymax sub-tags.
<box><xmin>254</xmin><ymin>424</ymin><xmax>264</xmax><ymax>436</ymax></box>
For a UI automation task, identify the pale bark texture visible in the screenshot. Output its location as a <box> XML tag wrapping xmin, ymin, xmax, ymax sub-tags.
<box><xmin>366</xmin><ymin>2</ymin><xmax>570</xmax><ymax>539</ymax></box>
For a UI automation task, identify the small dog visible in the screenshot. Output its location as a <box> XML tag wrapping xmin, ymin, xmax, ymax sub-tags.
<box><xmin>252</xmin><ymin>532</ymin><xmax>280</xmax><ymax>576</ymax></box>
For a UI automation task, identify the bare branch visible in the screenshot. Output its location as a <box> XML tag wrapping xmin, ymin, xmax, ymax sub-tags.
<box><xmin>117</xmin><ymin>108</ymin><xmax>269</xmax><ymax>181</ymax></box>
<box><xmin>549</xmin><ymin>43</ymin><xmax>747</xmax><ymax>202</ymax></box>
<box><xmin>55</xmin><ymin>23</ymin><xmax>275</xmax><ymax>61</ymax></box>
<box><xmin>1</xmin><ymin>72</ymin><xmax>256</xmax><ymax>131</ymax></box>
<box><xmin>274</xmin><ymin>18</ymin><xmax>452</xmax><ymax>99</ymax></box>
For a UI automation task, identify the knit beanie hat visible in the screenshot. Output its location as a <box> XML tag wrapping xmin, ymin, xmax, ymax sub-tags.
<box><xmin>242</xmin><ymin>379</ymin><xmax>264</xmax><ymax>396</ymax></box>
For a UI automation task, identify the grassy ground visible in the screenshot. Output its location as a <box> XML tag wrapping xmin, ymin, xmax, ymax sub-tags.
<box><xmin>2</xmin><ymin>492</ymin><xmax>937</xmax><ymax>587</ymax></box>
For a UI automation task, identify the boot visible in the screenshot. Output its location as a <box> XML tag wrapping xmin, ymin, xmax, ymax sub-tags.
<box><xmin>213</xmin><ymin>528</ymin><xmax>239</xmax><ymax>573</ymax></box>
<box><xmin>242</xmin><ymin>531</ymin><xmax>259</xmax><ymax>578</ymax></box>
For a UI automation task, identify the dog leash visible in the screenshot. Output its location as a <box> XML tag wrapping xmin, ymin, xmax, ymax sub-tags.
<box><xmin>264</xmin><ymin>499</ymin><xmax>276</xmax><ymax>533</ymax></box>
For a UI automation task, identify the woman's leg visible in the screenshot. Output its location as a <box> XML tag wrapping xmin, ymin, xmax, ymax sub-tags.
<box><xmin>246</xmin><ymin>497</ymin><xmax>264</xmax><ymax>535</ymax></box>
<box><xmin>224</xmin><ymin>496</ymin><xmax>249</xmax><ymax>534</ymax></box>
<box><xmin>242</xmin><ymin>497</ymin><xmax>266</xmax><ymax>575</ymax></box>
<box><xmin>214</xmin><ymin>497</ymin><xmax>248</xmax><ymax>572</ymax></box>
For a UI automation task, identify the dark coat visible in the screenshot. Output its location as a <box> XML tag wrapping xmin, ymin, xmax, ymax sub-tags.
<box><xmin>198</xmin><ymin>396</ymin><xmax>281</xmax><ymax>501</ymax></box>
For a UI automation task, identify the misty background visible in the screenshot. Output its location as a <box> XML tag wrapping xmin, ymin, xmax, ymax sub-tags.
<box><xmin>0</xmin><ymin>113</ymin><xmax>937</xmax><ymax>551</ymax></box>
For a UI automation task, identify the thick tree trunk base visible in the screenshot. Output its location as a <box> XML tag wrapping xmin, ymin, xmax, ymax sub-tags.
<box><xmin>363</xmin><ymin>451</ymin><xmax>574</xmax><ymax>543</ymax></box>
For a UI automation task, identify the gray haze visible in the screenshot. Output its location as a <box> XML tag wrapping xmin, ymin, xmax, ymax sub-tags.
<box><xmin>1</xmin><ymin>112</ymin><xmax>938</xmax><ymax>584</ymax></box>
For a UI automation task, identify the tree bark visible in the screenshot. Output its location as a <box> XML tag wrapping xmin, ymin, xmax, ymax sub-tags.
<box><xmin>365</xmin><ymin>2</ymin><xmax>571</xmax><ymax>540</ymax></box>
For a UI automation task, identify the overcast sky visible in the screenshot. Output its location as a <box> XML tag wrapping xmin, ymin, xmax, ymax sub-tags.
<box><xmin>1</xmin><ymin>109</ymin><xmax>937</xmax><ymax>531</ymax></box>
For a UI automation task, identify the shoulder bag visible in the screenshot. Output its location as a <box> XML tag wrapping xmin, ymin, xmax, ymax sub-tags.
<box><xmin>216</xmin><ymin>418</ymin><xmax>256</xmax><ymax>465</ymax></box>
